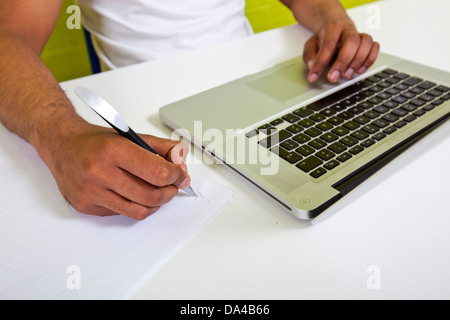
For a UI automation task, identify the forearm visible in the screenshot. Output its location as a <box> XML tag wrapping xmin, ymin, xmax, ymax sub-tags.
<box><xmin>280</xmin><ymin>0</ymin><xmax>353</xmax><ymax>33</ymax></box>
<box><xmin>0</xmin><ymin>30</ymin><xmax>88</xmax><ymax>165</ymax></box>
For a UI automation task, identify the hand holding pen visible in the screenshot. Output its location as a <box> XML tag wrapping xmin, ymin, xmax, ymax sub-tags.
<box><xmin>39</xmin><ymin>86</ymin><xmax>195</xmax><ymax>221</ymax></box>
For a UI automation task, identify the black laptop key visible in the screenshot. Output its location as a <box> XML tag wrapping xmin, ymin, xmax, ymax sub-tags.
<box><xmin>404</xmin><ymin>115</ymin><xmax>417</xmax><ymax>122</ymax></box>
<box><xmin>349</xmin><ymin>145</ymin><xmax>364</xmax><ymax>155</ymax></box>
<box><xmin>394</xmin><ymin>73</ymin><xmax>410</xmax><ymax>80</ymax></box>
<box><xmin>436</xmin><ymin>85</ymin><xmax>450</xmax><ymax>92</ymax></box>
<box><xmin>294</xmin><ymin>107</ymin><xmax>314</xmax><ymax>118</ymax></box>
<box><xmin>258</xmin><ymin>129</ymin><xmax>292</xmax><ymax>148</ymax></box>
<box><xmin>280</xmin><ymin>139</ymin><xmax>299</xmax><ymax>151</ymax></box>
<box><xmin>428</xmin><ymin>89</ymin><xmax>444</xmax><ymax>97</ymax></box>
<box><xmin>324</xmin><ymin>159</ymin><xmax>340</xmax><ymax>170</ymax></box>
<box><xmin>373</xmin><ymin>132</ymin><xmax>387</xmax><ymax>141</ymax></box>
<box><xmin>338</xmin><ymin>111</ymin><xmax>354</xmax><ymax>120</ymax></box>
<box><xmin>393</xmin><ymin>96</ymin><xmax>408</xmax><ymax>104</ymax></box>
<box><xmin>282</xmin><ymin>113</ymin><xmax>300</xmax><ymax>123</ymax></box>
<box><xmin>362</xmin><ymin>124</ymin><xmax>380</xmax><ymax>134</ymax></box>
<box><xmin>337</xmin><ymin>152</ymin><xmax>352</xmax><ymax>163</ymax></box>
<box><xmin>304</xmin><ymin>127</ymin><xmax>323</xmax><ymax>138</ymax></box>
<box><xmin>349</xmin><ymin>106</ymin><xmax>365</xmax><ymax>114</ymax></box>
<box><xmin>358</xmin><ymin>101</ymin><xmax>374</xmax><ymax>109</ymax></box>
<box><xmin>343</xmin><ymin>121</ymin><xmax>360</xmax><ymax>131</ymax></box>
<box><xmin>316</xmin><ymin>122</ymin><xmax>334</xmax><ymax>132</ymax></box>
<box><xmin>375</xmin><ymin>71</ymin><xmax>391</xmax><ymax>79</ymax></box>
<box><xmin>320</xmin><ymin>132</ymin><xmax>339</xmax><ymax>143</ymax></box>
<box><xmin>394</xmin><ymin>120</ymin><xmax>407</xmax><ymax>128</ymax></box>
<box><xmin>331</xmin><ymin>104</ymin><xmax>346</xmax><ymax>112</ymax></box>
<box><xmin>320</xmin><ymin>108</ymin><xmax>337</xmax><ymax>117</ymax></box>
<box><xmin>309</xmin><ymin>113</ymin><xmax>327</xmax><ymax>122</ymax></box>
<box><xmin>328</xmin><ymin>142</ymin><xmax>347</xmax><ymax>154</ymax></box>
<box><xmin>373</xmin><ymin>105</ymin><xmax>389</xmax><ymax>114</ymax></box>
<box><xmin>309</xmin><ymin>138</ymin><xmax>327</xmax><ymax>150</ymax></box>
<box><xmin>383</xmin><ymin>68</ymin><xmax>398</xmax><ymax>75</ymax></box>
<box><xmin>316</xmin><ymin>149</ymin><xmax>335</xmax><ymax>161</ymax></box>
<box><xmin>279</xmin><ymin>149</ymin><xmax>302</xmax><ymax>164</ymax></box>
<box><xmin>383</xmin><ymin>126</ymin><xmax>397</xmax><ymax>135</ymax></box>
<box><xmin>403</xmin><ymin>77</ymin><xmax>423</xmax><ymax>86</ymax></box>
<box><xmin>286</xmin><ymin>124</ymin><xmax>303</xmax><ymax>134</ymax></box>
<box><xmin>372</xmin><ymin>119</ymin><xmax>389</xmax><ymax>128</ymax></box>
<box><xmin>293</xmin><ymin>133</ymin><xmax>311</xmax><ymax>144</ymax></box>
<box><xmin>332</xmin><ymin>126</ymin><xmax>350</xmax><ymax>136</ymax></box>
<box><xmin>328</xmin><ymin>116</ymin><xmax>344</xmax><ymax>125</ymax></box>
<box><xmin>340</xmin><ymin>136</ymin><xmax>359</xmax><ymax>147</ymax></box>
<box><xmin>423</xmin><ymin>104</ymin><xmax>435</xmax><ymax>111</ymax></box>
<box><xmin>296</xmin><ymin>145</ymin><xmax>315</xmax><ymax>157</ymax></box>
<box><xmin>401</xmin><ymin>104</ymin><xmax>417</xmax><ymax>112</ymax></box>
<box><xmin>296</xmin><ymin>156</ymin><xmax>323</xmax><ymax>172</ymax></box>
<box><xmin>270</xmin><ymin>118</ymin><xmax>284</xmax><ymax>126</ymax></box>
<box><xmin>411</xmin><ymin>98</ymin><xmax>426</xmax><ymax>107</ymax></box>
<box><xmin>298</xmin><ymin>118</ymin><xmax>315</xmax><ymax>128</ymax></box>
<box><xmin>367</xmin><ymin>75</ymin><xmax>381</xmax><ymax>83</ymax></box>
<box><xmin>370</xmin><ymin>85</ymin><xmax>384</xmax><ymax>93</ymax></box>
<box><xmin>383</xmin><ymin>100</ymin><xmax>399</xmax><ymax>109</ymax></box>
<box><xmin>310</xmin><ymin>167</ymin><xmax>327</xmax><ymax>179</ymax></box>
<box><xmin>419</xmin><ymin>94</ymin><xmax>434</xmax><ymax>102</ymax></box>
<box><xmin>382</xmin><ymin>113</ymin><xmax>399</xmax><ymax>123</ymax></box>
<box><xmin>246</xmin><ymin>129</ymin><xmax>259</xmax><ymax>138</ymax></box>
<box><xmin>418</xmin><ymin>81</ymin><xmax>436</xmax><ymax>90</ymax></box>
<box><xmin>392</xmin><ymin>108</ymin><xmax>408</xmax><ymax>117</ymax></box>
<box><xmin>361</xmin><ymin>139</ymin><xmax>376</xmax><ymax>148</ymax></box>
<box><xmin>401</xmin><ymin>91</ymin><xmax>416</xmax><ymax>99</ymax></box>
<box><xmin>413</xmin><ymin>109</ymin><xmax>426</xmax><ymax>117</ymax></box>
<box><xmin>352</xmin><ymin>130</ymin><xmax>370</xmax><ymax>140</ymax></box>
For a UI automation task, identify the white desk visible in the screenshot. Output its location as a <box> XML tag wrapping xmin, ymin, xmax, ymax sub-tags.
<box><xmin>57</xmin><ymin>0</ymin><xmax>450</xmax><ymax>299</ymax></box>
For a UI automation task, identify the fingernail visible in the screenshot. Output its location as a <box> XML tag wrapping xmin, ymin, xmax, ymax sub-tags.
<box><xmin>344</xmin><ymin>68</ymin><xmax>354</xmax><ymax>79</ymax></box>
<box><xmin>357</xmin><ymin>66</ymin><xmax>367</xmax><ymax>74</ymax></box>
<box><xmin>180</xmin><ymin>177</ymin><xmax>190</xmax><ymax>189</ymax></box>
<box><xmin>309</xmin><ymin>73</ymin><xmax>319</xmax><ymax>83</ymax></box>
<box><xmin>330</xmin><ymin>70</ymin><xmax>340</xmax><ymax>82</ymax></box>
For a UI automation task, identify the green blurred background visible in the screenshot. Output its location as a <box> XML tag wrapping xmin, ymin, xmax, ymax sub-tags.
<box><xmin>41</xmin><ymin>0</ymin><xmax>376</xmax><ymax>82</ymax></box>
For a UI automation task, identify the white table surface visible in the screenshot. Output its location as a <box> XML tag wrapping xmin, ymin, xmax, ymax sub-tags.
<box><xmin>60</xmin><ymin>0</ymin><xmax>450</xmax><ymax>299</ymax></box>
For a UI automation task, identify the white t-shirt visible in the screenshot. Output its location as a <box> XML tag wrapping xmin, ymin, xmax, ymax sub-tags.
<box><xmin>76</xmin><ymin>0</ymin><xmax>254</xmax><ymax>70</ymax></box>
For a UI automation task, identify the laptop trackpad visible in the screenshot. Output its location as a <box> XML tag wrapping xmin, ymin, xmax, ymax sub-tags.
<box><xmin>246</xmin><ymin>162</ymin><xmax>309</xmax><ymax>194</ymax></box>
<box><xmin>246</xmin><ymin>63</ymin><xmax>311</xmax><ymax>102</ymax></box>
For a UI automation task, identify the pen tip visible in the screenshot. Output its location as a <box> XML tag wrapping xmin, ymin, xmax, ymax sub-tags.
<box><xmin>184</xmin><ymin>186</ymin><xmax>197</xmax><ymax>197</ymax></box>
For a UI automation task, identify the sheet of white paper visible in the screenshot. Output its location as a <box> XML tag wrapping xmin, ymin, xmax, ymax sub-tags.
<box><xmin>0</xmin><ymin>127</ymin><xmax>233</xmax><ymax>300</ymax></box>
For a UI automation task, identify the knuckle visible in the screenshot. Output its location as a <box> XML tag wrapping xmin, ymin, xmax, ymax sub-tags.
<box><xmin>347</xmin><ymin>33</ymin><xmax>361</xmax><ymax>46</ymax></box>
<box><xmin>324</xmin><ymin>39</ymin><xmax>338</xmax><ymax>51</ymax></box>
<box><xmin>361</xmin><ymin>33</ymin><xmax>373</xmax><ymax>43</ymax></box>
<box><xmin>154</xmin><ymin>164</ymin><xmax>172</xmax><ymax>186</ymax></box>
<box><xmin>81</xmin><ymin>156</ymin><xmax>102</xmax><ymax>181</ymax></box>
<box><xmin>148</xmin><ymin>188</ymin><xmax>164</xmax><ymax>206</ymax></box>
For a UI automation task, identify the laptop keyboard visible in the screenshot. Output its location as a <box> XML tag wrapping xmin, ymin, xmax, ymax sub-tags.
<box><xmin>246</xmin><ymin>68</ymin><xmax>450</xmax><ymax>179</ymax></box>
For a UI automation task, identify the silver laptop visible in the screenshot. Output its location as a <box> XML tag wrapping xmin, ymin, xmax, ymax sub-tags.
<box><xmin>159</xmin><ymin>52</ymin><xmax>450</xmax><ymax>220</ymax></box>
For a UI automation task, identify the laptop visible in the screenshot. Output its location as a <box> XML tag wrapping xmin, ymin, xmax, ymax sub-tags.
<box><xmin>159</xmin><ymin>52</ymin><xmax>450</xmax><ymax>221</ymax></box>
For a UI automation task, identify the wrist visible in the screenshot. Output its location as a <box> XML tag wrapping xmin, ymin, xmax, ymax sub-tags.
<box><xmin>289</xmin><ymin>0</ymin><xmax>354</xmax><ymax>33</ymax></box>
<box><xmin>31</xmin><ymin>103</ymin><xmax>91</xmax><ymax>171</ymax></box>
